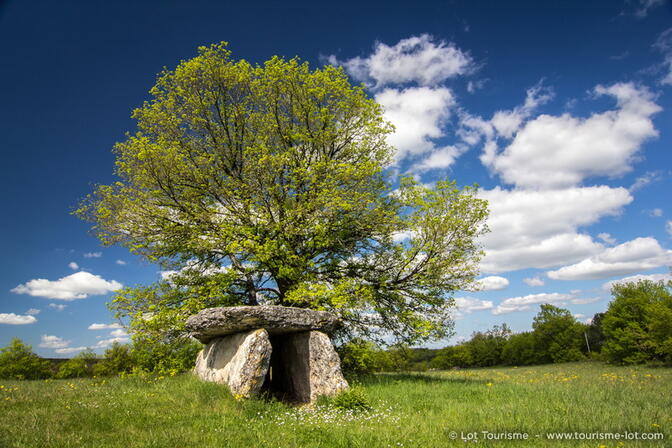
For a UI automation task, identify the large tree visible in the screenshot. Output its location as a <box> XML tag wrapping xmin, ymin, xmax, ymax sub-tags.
<box><xmin>77</xmin><ymin>42</ymin><xmax>488</xmax><ymax>346</ymax></box>
<box><xmin>532</xmin><ymin>304</ymin><xmax>585</xmax><ymax>363</ymax></box>
<box><xmin>602</xmin><ymin>279</ymin><xmax>672</xmax><ymax>365</ymax></box>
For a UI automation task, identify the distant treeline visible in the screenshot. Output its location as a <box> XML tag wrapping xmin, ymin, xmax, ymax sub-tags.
<box><xmin>0</xmin><ymin>337</ymin><xmax>201</xmax><ymax>380</ymax></box>
<box><xmin>1</xmin><ymin>279</ymin><xmax>670</xmax><ymax>380</ymax></box>
<box><xmin>338</xmin><ymin>279</ymin><xmax>672</xmax><ymax>375</ymax></box>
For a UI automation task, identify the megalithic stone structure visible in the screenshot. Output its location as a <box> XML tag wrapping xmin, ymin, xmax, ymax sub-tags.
<box><xmin>186</xmin><ymin>306</ymin><xmax>349</xmax><ymax>402</ymax></box>
<box><xmin>193</xmin><ymin>329</ymin><xmax>273</xmax><ymax>397</ymax></box>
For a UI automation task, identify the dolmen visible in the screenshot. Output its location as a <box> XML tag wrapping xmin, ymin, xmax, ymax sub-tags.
<box><xmin>186</xmin><ymin>305</ymin><xmax>349</xmax><ymax>403</ymax></box>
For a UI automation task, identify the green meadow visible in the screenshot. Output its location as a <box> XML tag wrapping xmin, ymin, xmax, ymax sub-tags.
<box><xmin>1</xmin><ymin>362</ymin><xmax>670</xmax><ymax>448</ymax></box>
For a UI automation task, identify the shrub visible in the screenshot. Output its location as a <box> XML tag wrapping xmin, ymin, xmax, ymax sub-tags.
<box><xmin>0</xmin><ymin>338</ymin><xmax>52</xmax><ymax>380</ymax></box>
<box><xmin>56</xmin><ymin>358</ymin><xmax>88</xmax><ymax>379</ymax></box>
<box><xmin>327</xmin><ymin>386</ymin><xmax>372</xmax><ymax>411</ymax></box>
<box><xmin>386</xmin><ymin>345</ymin><xmax>413</xmax><ymax>371</ymax></box>
<box><xmin>501</xmin><ymin>332</ymin><xmax>541</xmax><ymax>366</ymax></box>
<box><xmin>130</xmin><ymin>336</ymin><xmax>201</xmax><ymax>375</ymax></box>
<box><xmin>93</xmin><ymin>343</ymin><xmax>134</xmax><ymax>376</ymax></box>
<box><xmin>337</xmin><ymin>339</ymin><xmax>392</xmax><ymax>376</ymax></box>
<box><xmin>464</xmin><ymin>324</ymin><xmax>511</xmax><ymax>367</ymax></box>
<box><xmin>56</xmin><ymin>349</ymin><xmax>97</xmax><ymax>379</ymax></box>
<box><xmin>430</xmin><ymin>345</ymin><xmax>473</xmax><ymax>369</ymax></box>
<box><xmin>406</xmin><ymin>348</ymin><xmax>440</xmax><ymax>371</ymax></box>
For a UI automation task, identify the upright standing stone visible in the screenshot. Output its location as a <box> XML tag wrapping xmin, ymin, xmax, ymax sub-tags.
<box><xmin>193</xmin><ymin>328</ymin><xmax>272</xmax><ymax>397</ymax></box>
<box><xmin>270</xmin><ymin>331</ymin><xmax>349</xmax><ymax>403</ymax></box>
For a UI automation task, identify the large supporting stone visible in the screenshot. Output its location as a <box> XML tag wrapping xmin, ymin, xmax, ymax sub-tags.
<box><xmin>194</xmin><ymin>328</ymin><xmax>272</xmax><ymax>397</ymax></box>
<box><xmin>269</xmin><ymin>331</ymin><xmax>349</xmax><ymax>403</ymax></box>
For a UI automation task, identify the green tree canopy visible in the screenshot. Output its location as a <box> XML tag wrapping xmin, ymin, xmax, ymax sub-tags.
<box><xmin>501</xmin><ymin>331</ymin><xmax>540</xmax><ymax>366</ymax></box>
<box><xmin>602</xmin><ymin>279</ymin><xmax>672</xmax><ymax>365</ymax></box>
<box><xmin>464</xmin><ymin>324</ymin><xmax>511</xmax><ymax>367</ymax></box>
<box><xmin>56</xmin><ymin>349</ymin><xmax>97</xmax><ymax>379</ymax></box>
<box><xmin>532</xmin><ymin>304</ymin><xmax>585</xmax><ymax>363</ymax></box>
<box><xmin>0</xmin><ymin>338</ymin><xmax>52</xmax><ymax>380</ymax></box>
<box><xmin>76</xmin><ymin>42</ymin><xmax>488</xmax><ymax>346</ymax></box>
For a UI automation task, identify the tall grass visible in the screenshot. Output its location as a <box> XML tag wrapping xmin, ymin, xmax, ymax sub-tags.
<box><xmin>0</xmin><ymin>362</ymin><xmax>669</xmax><ymax>447</ymax></box>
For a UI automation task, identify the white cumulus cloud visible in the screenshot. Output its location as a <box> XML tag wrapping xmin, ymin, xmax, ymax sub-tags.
<box><xmin>570</xmin><ymin>297</ymin><xmax>602</xmax><ymax>305</ymax></box>
<box><xmin>523</xmin><ymin>277</ymin><xmax>545</xmax><ymax>287</ymax></box>
<box><xmin>39</xmin><ymin>335</ymin><xmax>69</xmax><ymax>349</ymax></box>
<box><xmin>470</xmin><ymin>276</ymin><xmax>509</xmax><ymax>291</ymax></box>
<box><xmin>88</xmin><ymin>323</ymin><xmax>123</xmax><ymax>330</ymax></box>
<box><xmin>493</xmin><ymin>293</ymin><xmax>573</xmax><ymax>315</ymax></box>
<box><xmin>48</xmin><ymin>303</ymin><xmax>67</xmax><ymax>311</ymax></box>
<box><xmin>411</xmin><ymin>145</ymin><xmax>465</xmax><ymax>172</ymax></box>
<box><xmin>547</xmin><ymin>237</ymin><xmax>672</xmax><ymax>281</ymax></box>
<box><xmin>460</xmin><ymin>83</ymin><xmax>553</xmax><ymax>149</ymax></box>
<box><xmin>492</xmin><ymin>292</ymin><xmax>585</xmax><ymax>315</ymax></box>
<box><xmin>375</xmin><ymin>86</ymin><xmax>455</xmax><ymax>160</ymax></box>
<box><xmin>332</xmin><ymin>34</ymin><xmax>474</xmax><ymax>88</ymax></box>
<box><xmin>0</xmin><ymin>313</ymin><xmax>37</xmax><ymax>325</ymax></box>
<box><xmin>11</xmin><ymin>271</ymin><xmax>122</xmax><ymax>300</ymax></box>
<box><xmin>25</xmin><ymin>308</ymin><xmax>40</xmax><ymax>315</ymax></box>
<box><xmin>110</xmin><ymin>329</ymin><xmax>128</xmax><ymax>338</ymax></box>
<box><xmin>454</xmin><ymin>297</ymin><xmax>494</xmax><ymax>317</ymax></box>
<box><xmin>457</xmin><ymin>82</ymin><xmax>660</xmax><ymax>276</ymax></box>
<box><xmin>483</xmin><ymin>83</ymin><xmax>660</xmax><ymax>189</ymax></box>
<box><xmin>96</xmin><ymin>337</ymin><xmax>130</xmax><ymax>348</ymax></box>
<box><xmin>68</xmin><ymin>262</ymin><xmax>79</xmax><ymax>270</ymax></box>
<box><xmin>602</xmin><ymin>272</ymin><xmax>672</xmax><ymax>291</ymax></box>
<box><xmin>479</xmin><ymin>186</ymin><xmax>632</xmax><ymax>273</ymax></box>
<box><xmin>597</xmin><ymin>233</ymin><xmax>617</xmax><ymax>245</ymax></box>
<box><xmin>629</xmin><ymin>171</ymin><xmax>663</xmax><ymax>192</ymax></box>
<box><xmin>159</xmin><ymin>270</ymin><xmax>178</xmax><ymax>280</ymax></box>
<box><xmin>55</xmin><ymin>346</ymin><xmax>89</xmax><ymax>355</ymax></box>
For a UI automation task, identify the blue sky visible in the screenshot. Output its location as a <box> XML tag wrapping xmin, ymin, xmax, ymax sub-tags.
<box><xmin>1</xmin><ymin>0</ymin><xmax>671</xmax><ymax>355</ymax></box>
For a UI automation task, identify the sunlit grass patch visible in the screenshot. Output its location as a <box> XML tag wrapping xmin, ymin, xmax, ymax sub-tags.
<box><xmin>0</xmin><ymin>362</ymin><xmax>670</xmax><ymax>447</ymax></box>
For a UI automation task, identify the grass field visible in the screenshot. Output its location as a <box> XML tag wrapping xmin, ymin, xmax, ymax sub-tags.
<box><xmin>1</xmin><ymin>362</ymin><xmax>670</xmax><ymax>447</ymax></box>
